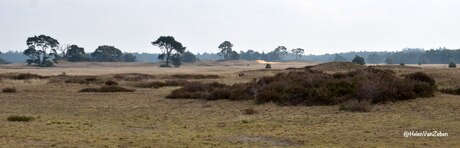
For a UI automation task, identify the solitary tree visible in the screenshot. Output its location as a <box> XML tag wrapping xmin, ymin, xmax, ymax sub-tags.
<box><xmin>218</xmin><ymin>41</ymin><xmax>234</xmax><ymax>60</ymax></box>
<box><xmin>23</xmin><ymin>35</ymin><xmax>60</xmax><ymax>67</ymax></box>
<box><xmin>291</xmin><ymin>48</ymin><xmax>305</xmax><ymax>60</ymax></box>
<box><xmin>449</xmin><ymin>61</ymin><xmax>456</xmax><ymax>68</ymax></box>
<box><xmin>352</xmin><ymin>55</ymin><xmax>365</xmax><ymax>65</ymax></box>
<box><xmin>91</xmin><ymin>45</ymin><xmax>123</xmax><ymax>62</ymax></box>
<box><xmin>274</xmin><ymin>46</ymin><xmax>288</xmax><ymax>60</ymax></box>
<box><xmin>152</xmin><ymin>36</ymin><xmax>186</xmax><ymax>67</ymax></box>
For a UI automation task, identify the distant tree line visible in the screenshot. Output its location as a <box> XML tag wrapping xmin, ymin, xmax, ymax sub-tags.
<box><xmin>1</xmin><ymin>35</ymin><xmax>459</xmax><ymax>66</ymax></box>
<box><xmin>18</xmin><ymin>35</ymin><xmax>137</xmax><ymax>67</ymax></box>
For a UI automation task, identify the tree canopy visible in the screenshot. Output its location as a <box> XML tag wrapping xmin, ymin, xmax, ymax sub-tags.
<box><xmin>218</xmin><ymin>41</ymin><xmax>236</xmax><ymax>60</ymax></box>
<box><xmin>152</xmin><ymin>36</ymin><xmax>186</xmax><ymax>67</ymax></box>
<box><xmin>66</xmin><ymin>45</ymin><xmax>89</xmax><ymax>62</ymax></box>
<box><xmin>291</xmin><ymin>48</ymin><xmax>304</xmax><ymax>60</ymax></box>
<box><xmin>23</xmin><ymin>35</ymin><xmax>60</xmax><ymax>67</ymax></box>
<box><xmin>352</xmin><ymin>55</ymin><xmax>365</xmax><ymax>65</ymax></box>
<box><xmin>91</xmin><ymin>45</ymin><xmax>123</xmax><ymax>62</ymax></box>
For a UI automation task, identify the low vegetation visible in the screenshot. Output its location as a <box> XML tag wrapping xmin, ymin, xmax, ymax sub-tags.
<box><xmin>169</xmin><ymin>74</ymin><xmax>220</xmax><ymax>79</ymax></box>
<box><xmin>167</xmin><ymin>68</ymin><xmax>437</xmax><ymax>107</ymax></box>
<box><xmin>134</xmin><ymin>80</ymin><xmax>188</xmax><ymax>88</ymax></box>
<box><xmin>113</xmin><ymin>73</ymin><xmax>155</xmax><ymax>81</ymax></box>
<box><xmin>0</xmin><ymin>73</ymin><xmax>49</xmax><ymax>80</ymax></box>
<box><xmin>440</xmin><ymin>88</ymin><xmax>460</xmax><ymax>95</ymax></box>
<box><xmin>339</xmin><ymin>100</ymin><xmax>371</xmax><ymax>112</ymax></box>
<box><xmin>48</xmin><ymin>75</ymin><xmax>103</xmax><ymax>84</ymax></box>
<box><xmin>242</xmin><ymin>108</ymin><xmax>259</xmax><ymax>115</ymax></box>
<box><xmin>2</xmin><ymin>87</ymin><xmax>17</xmax><ymax>93</ymax></box>
<box><xmin>79</xmin><ymin>86</ymin><xmax>135</xmax><ymax>93</ymax></box>
<box><xmin>7</xmin><ymin>115</ymin><xmax>34</xmax><ymax>122</ymax></box>
<box><xmin>105</xmin><ymin>80</ymin><xmax>118</xmax><ymax>86</ymax></box>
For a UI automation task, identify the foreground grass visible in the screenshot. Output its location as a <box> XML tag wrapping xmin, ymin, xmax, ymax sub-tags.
<box><xmin>0</xmin><ymin>63</ymin><xmax>459</xmax><ymax>147</ymax></box>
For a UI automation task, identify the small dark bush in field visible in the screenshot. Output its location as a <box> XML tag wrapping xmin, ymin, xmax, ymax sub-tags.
<box><xmin>339</xmin><ymin>100</ymin><xmax>371</xmax><ymax>112</ymax></box>
<box><xmin>449</xmin><ymin>62</ymin><xmax>456</xmax><ymax>68</ymax></box>
<box><xmin>79</xmin><ymin>86</ymin><xmax>134</xmax><ymax>93</ymax></box>
<box><xmin>105</xmin><ymin>80</ymin><xmax>118</xmax><ymax>86</ymax></box>
<box><xmin>265</xmin><ymin>64</ymin><xmax>271</xmax><ymax>69</ymax></box>
<box><xmin>134</xmin><ymin>80</ymin><xmax>188</xmax><ymax>88</ymax></box>
<box><xmin>352</xmin><ymin>55</ymin><xmax>365</xmax><ymax>65</ymax></box>
<box><xmin>242</xmin><ymin>108</ymin><xmax>258</xmax><ymax>115</ymax></box>
<box><xmin>113</xmin><ymin>73</ymin><xmax>155</xmax><ymax>81</ymax></box>
<box><xmin>405</xmin><ymin>72</ymin><xmax>436</xmax><ymax>86</ymax></box>
<box><xmin>2</xmin><ymin>87</ymin><xmax>16</xmax><ymax>93</ymax></box>
<box><xmin>7</xmin><ymin>115</ymin><xmax>34</xmax><ymax>122</ymax></box>
<box><xmin>169</xmin><ymin>74</ymin><xmax>220</xmax><ymax>79</ymax></box>
<box><xmin>48</xmin><ymin>75</ymin><xmax>103</xmax><ymax>85</ymax></box>
<box><xmin>400</xmin><ymin>63</ymin><xmax>405</xmax><ymax>66</ymax></box>
<box><xmin>440</xmin><ymin>88</ymin><xmax>460</xmax><ymax>95</ymax></box>
<box><xmin>160</xmin><ymin>64</ymin><xmax>171</xmax><ymax>67</ymax></box>
<box><xmin>0</xmin><ymin>73</ymin><xmax>48</xmax><ymax>80</ymax></box>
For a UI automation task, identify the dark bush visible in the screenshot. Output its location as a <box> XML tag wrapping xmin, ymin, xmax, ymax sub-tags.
<box><xmin>242</xmin><ymin>108</ymin><xmax>258</xmax><ymax>115</ymax></box>
<box><xmin>105</xmin><ymin>80</ymin><xmax>118</xmax><ymax>86</ymax></box>
<box><xmin>0</xmin><ymin>73</ymin><xmax>49</xmax><ymax>80</ymax></box>
<box><xmin>265</xmin><ymin>64</ymin><xmax>272</xmax><ymax>69</ymax></box>
<box><xmin>48</xmin><ymin>75</ymin><xmax>103</xmax><ymax>85</ymax></box>
<box><xmin>2</xmin><ymin>87</ymin><xmax>16</xmax><ymax>93</ymax></box>
<box><xmin>167</xmin><ymin>68</ymin><xmax>437</xmax><ymax>106</ymax></box>
<box><xmin>7</xmin><ymin>115</ymin><xmax>34</xmax><ymax>122</ymax></box>
<box><xmin>339</xmin><ymin>100</ymin><xmax>371</xmax><ymax>112</ymax></box>
<box><xmin>449</xmin><ymin>62</ymin><xmax>456</xmax><ymax>68</ymax></box>
<box><xmin>440</xmin><ymin>88</ymin><xmax>460</xmax><ymax>95</ymax></box>
<box><xmin>405</xmin><ymin>72</ymin><xmax>436</xmax><ymax>86</ymax></box>
<box><xmin>79</xmin><ymin>86</ymin><xmax>134</xmax><ymax>93</ymax></box>
<box><xmin>169</xmin><ymin>74</ymin><xmax>220</xmax><ymax>79</ymax></box>
<box><xmin>113</xmin><ymin>73</ymin><xmax>155</xmax><ymax>81</ymax></box>
<box><xmin>134</xmin><ymin>80</ymin><xmax>188</xmax><ymax>88</ymax></box>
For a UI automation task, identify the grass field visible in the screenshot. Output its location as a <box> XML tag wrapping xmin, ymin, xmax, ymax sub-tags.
<box><xmin>0</xmin><ymin>61</ymin><xmax>459</xmax><ymax>147</ymax></box>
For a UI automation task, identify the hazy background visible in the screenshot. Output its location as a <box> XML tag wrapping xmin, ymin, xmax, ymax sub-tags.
<box><xmin>1</xmin><ymin>0</ymin><xmax>459</xmax><ymax>54</ymax></box>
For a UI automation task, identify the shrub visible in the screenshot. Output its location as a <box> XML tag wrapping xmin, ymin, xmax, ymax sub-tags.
<box><xmin>48</xmin><ymin>75</ymin><xmax>103</xmax><ymax>85</ymax></box>
<box><xmin>160</xmin><ymin>64</ymin><xmax>171</xmax><ymax>67</ymax></box>
<box><xmin>265</xmin><ymin>64</ymin><xmax>271</xmax><ymax>69</ymax></box>
<box><xmin>2</xmin><ymin>87</ymin><xmax>16</xmax><ymax>93</ymax></box>
<box><xmin>400</xmin><ymin>63</ymin><xmax>405</xmax><ymax>66</ymax></box>
<box><xmin>7</xmin><ymin>115</ymin><xmax>34</xmax><ymax>122</ymax></box>
<box><xmin>449</xmin><ymin>62</ymin><xmax>456</xmax><ymax>68</ymax></box>
<box><xmin>339</xmin><ymin>100</ymin><xmax>371</xmax><ymax>112</ymax></box>
<box><xmin>0</xmin><ymin>73</ymin><xmax>48</xmax><ymax>80</ymax></box>
<box><xmin>134</xmin><ymin>80</ymin><xmax>188</xmax><ymax>88</ymax></box>
<box><xmin>242</xmin><ymin>108</ymin><xmax>258</xmax><ymax>115</ymax></box>
<box><xmin>352</xmin><ymin>55</ymin><xmax>365</xmax><ymax>65</ymax></box>
<box><xmin>440</xmin><ymin>88</ymin><xmax>460</xmax><ymax>95</ymax></box>
<box><xmin>113</xmin><ymin>73</ymin><xmax>155</xmax><ymax>81</ymax></box>
<box><xmin>79</xmin><ymin>86</ymin><xmax>135</xmax><ymax>93</ymax></box>
<box><xmin>169</xmin><ymin>74</ymin><xmax>219</xmax><ymax>79</ymax></box>
<box><xmin>105</xmin><ymin>80</ymin><xmax>118</xmax><ymax>86</ymax></box>
<box><xmin>166</xmin><ymin>68</ymin><xmax>437</xmax><ymax>106</ymax></box>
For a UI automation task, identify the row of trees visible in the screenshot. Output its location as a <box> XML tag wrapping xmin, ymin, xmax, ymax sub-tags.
<box><xmin>23</xmin><ymin>35</ymin><xmax>136</xmax><ymax>67</ymax></box>
<box><xmin>217</xmin><ymin>41</ymin><xmax>305</xmax><ymax>62</ymax></box>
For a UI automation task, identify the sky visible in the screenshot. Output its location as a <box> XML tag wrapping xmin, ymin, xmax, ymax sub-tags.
<box><xmin>1</xmin><ymin>0</ymin><xmax>460</xmax><ymax>55</ymax></box>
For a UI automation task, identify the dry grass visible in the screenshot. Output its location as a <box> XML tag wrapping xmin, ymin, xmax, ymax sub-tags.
<box><xmin>0</xmin><ymin>62</ymin><xmax>459</xmax><ymax>147</ymax></box>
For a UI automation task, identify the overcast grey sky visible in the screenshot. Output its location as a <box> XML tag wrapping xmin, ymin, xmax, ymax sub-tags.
<box><xmin>1</xmin><ymin>0</ymin><xmax>459</xmax><ymax>54</ymax></box>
